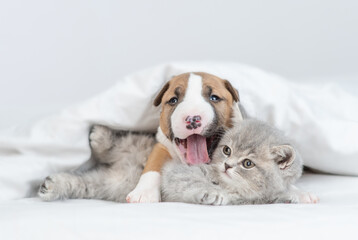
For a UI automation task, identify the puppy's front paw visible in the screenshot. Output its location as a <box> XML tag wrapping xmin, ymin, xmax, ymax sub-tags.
<box><xmin>126</xmin><ymin>172</ymin><xmax>161</xmax><ymax>203</ymax></box>
<box><xmin>126</xmin><ymin>187</ymin><xmax>161</xmax><ymax>203</ymax></box>
<box><xmin>38</xmin><ymin>176</ymin><xmax>60</xmax><ymax>201</ymax></box>
<box><xmin>198</xmin><ymin>191</ymin><xmax>228</xmax><ymax>206</ymax></box>
<box><xmin>89</xmin><ymin>125</ymin><xmax>113</xmax><ymax>154</ymax></box>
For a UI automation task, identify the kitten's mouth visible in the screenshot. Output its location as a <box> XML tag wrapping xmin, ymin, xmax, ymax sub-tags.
<box><xmin>223</xmin><ymin>170</ymin><xmax>232</xmax><ymax>179</ymax></box>
<box><xmin>174</xmin><ymin>134</ymin><xmax>220</xmax><ymax>165</ymax></box>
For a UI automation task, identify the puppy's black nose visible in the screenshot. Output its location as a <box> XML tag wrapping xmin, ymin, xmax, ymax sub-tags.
<box><xmin>224</xmin><ymin>163</ymin><xmax>232</xmax><ymax>171</ymax></box>
<box><xmin>185</xmin><ymin>115</ymin><xmax>202</xmax><ymax>130</ymax></box>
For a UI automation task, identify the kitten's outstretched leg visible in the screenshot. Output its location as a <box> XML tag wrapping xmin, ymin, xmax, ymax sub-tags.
<box><xmin>38</xmin><ymin>171</ymin><xmax>103</xmax><ymax>201</ymax></box>
<box><xmin>276</xmin><ymin>185</ymin><xmax>319</xmax><ymax>204</ymax></box>
<box><xmin>38</xmin><ymin>166</ymin><xmax>128</xmax><ymax>202</ymax></box>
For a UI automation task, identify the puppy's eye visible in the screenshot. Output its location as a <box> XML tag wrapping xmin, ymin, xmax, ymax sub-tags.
<box><xmin>168</xmin><ymin>97</ymin><xmax>178</xmax><ymax>106</ymax></box>
<box><xmin>209</xmin><ymin>95</ymin><xmax>221</xmax><ymax>102</ymax></box>
<box><xmin>223</xmin><ymin>145</ymin><xmax>231</xmax><ymax>156</ymax></box>
<box><xmin>242</xmin><ymin>159</ymin><xmax>255</xmax><ymax>169</ymax></box>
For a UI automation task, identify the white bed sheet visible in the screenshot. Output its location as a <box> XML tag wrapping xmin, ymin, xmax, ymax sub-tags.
<box><xmin>2</xmin><ymin>173</ymin><xmax>358</xmax><ymax>240</ymax></box>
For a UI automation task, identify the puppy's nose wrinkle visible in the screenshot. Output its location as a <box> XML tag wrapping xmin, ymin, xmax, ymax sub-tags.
<box><xmin>192</xmin><ymin>115</ymin><xmax>201</xmax><ymax>122</ymax></box>
<box><xmin>185</xmin><ymin>115</ymin><xmax>202</xmax><ymax>123</ymax></box>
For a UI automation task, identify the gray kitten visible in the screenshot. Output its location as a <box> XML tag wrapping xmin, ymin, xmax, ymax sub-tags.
<box><xmin>38</xmin><ymin>118</ymin><xmax>317</xmax><ymax>205</ymax></box>
<box><xmin>161</xmin><ymin>118</ymin><xmax>318</xmax><ymax>205</ymax></box>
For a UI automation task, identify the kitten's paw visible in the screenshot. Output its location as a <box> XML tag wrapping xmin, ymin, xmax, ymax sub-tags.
<box><xmin>89</xmin><ymin>125</ymin><xmax>113</xmax><ymax>154</ymax></box>
<box><xmin>38</xmin><ymin>176</ymin><xmax>61</xmax><ymax>201</ymax></box>
<box><xmin>281</xmin><ymin>191</ymin><xmax>319</xmax><ymax>204</ymax></box>
<box><xmin>298</xmin><ymin>192</ymin><xmax>319</xmax><ymax>204</ymax></box>
<box><xmin>199</xmin><ymin>191</ymin><xmax>229</xmax><ymax>206</ymax></box>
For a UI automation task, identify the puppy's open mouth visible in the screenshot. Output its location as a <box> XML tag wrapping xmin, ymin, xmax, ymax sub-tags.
<box><xmin>174</xmin><ymin>134</ymin><xmax>220</xmax><ymax>165</ymax></box>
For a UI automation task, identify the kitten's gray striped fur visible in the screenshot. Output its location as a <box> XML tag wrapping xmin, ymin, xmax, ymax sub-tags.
<box><xmin>161</xmin><ymin>118</ymin><xmax>317</xmax><ymax>205</ymax></box>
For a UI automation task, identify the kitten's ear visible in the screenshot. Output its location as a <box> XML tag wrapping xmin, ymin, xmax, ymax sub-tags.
<box><xmin>271</xmin><ymin>145</ymin><xmax>296</xmax><ymax>170</ymax></box>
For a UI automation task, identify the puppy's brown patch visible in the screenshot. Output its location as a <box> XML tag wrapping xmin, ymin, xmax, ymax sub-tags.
<box><xmin>195</xmin><ymin>72</ymin><xmax>239</xmax><ymax>129</ymax></box>
<box><xmin>143</xmin><ymin>143</ymin><xmax>172</xmax><ymax>173</ymax></box>
<box><xmin>155</xmin><ymin>74</ymin><xmax>189</xmax><ymax>139</ymax></box>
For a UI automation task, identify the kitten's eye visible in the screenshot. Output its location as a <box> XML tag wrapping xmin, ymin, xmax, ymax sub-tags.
<box><xmin>209</xmin><ymin>95</ymin><xmax>221</xmax><ymax>102</ymax></box>
<box><xmin>242</xmin><ymin>159</ymin><xmax>255</xmax><ymax>169</ymax></box>
<box><xmin>223</xmin><ymin>146</ymin><xmax>231</xmax><ymax>156</ymax></box>
<box><xmin>168</xmin><ymin>97</ymin><xmax>178</xmax><ymax>106</ymax></box>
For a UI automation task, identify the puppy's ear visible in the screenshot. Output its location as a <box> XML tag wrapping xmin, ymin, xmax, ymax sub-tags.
<box><xmin>271</xmin><ymin>145</ymin><xmax>296</xmax><ymax>170</ymax></box>
<box><xmin>231</xmin><ymin>104</ymin><xmax>244</xmax><ymax>124</ymax></box>
<box><xmin>224</xmin><ymin>80</ymin><xmax>239</xmax><ymax>102</ymax></box>
<box><xmin>153</xmin><ymin>82</ymin><xmax>170</xmax><ymax>106</ymax></box>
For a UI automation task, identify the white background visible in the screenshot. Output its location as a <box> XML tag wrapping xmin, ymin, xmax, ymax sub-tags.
<box><xmin>1</xmin><ymin>0</ymin><xmax>357</xmax><ymax>128</ymax></box>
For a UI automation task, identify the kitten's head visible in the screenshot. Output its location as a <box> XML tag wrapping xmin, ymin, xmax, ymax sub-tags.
<box><xmin>212</xmin><ymin>118</ymin><xmax>303</xmax><ymax>200</ymax></box>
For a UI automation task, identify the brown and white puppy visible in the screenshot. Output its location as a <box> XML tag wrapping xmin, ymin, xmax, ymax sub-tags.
<box><xmin>126</xmin><ymin>72</ymin><xmax>241</xmax><ymax>203</ymax></box>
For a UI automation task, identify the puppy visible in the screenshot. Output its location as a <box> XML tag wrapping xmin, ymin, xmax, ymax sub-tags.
<box><xmin>126</xmin><ymin>72</ymin><xmax>240</xmax><ymax>203</ymax></box>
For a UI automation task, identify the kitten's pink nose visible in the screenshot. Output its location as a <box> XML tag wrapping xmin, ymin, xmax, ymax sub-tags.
<box><xmin>185</xmin><ymin>115</ymin><xmax>202</xmax><ymax>130</ymax></box>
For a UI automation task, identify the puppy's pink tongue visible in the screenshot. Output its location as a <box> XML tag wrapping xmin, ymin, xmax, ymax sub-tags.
<box><xmin>186</xmin><ymin>134</ymin><xmax>210</xmax><ymax>165</ymax></box>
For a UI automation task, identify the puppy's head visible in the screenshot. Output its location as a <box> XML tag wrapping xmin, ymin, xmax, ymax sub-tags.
<box><xmin>154</xmin><ymin>72</ymin><xmax>239</xmax><ymax>165</ymax></box>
